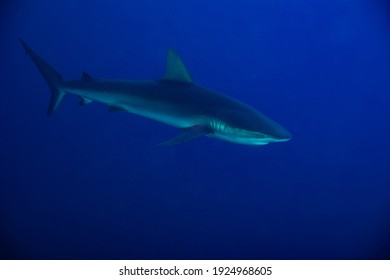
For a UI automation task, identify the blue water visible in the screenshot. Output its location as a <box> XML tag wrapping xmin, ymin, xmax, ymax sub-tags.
<box><xmin>1</xmin><ymin>0</ymin><xmax>390</xmax><ymax>259</ymax></box>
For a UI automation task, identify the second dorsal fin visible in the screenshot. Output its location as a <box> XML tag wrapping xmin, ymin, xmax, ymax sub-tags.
<box><xmin>160</xmin><ymin>49</ymin><xmax>192</xmax><ymax>83</ymax></box>
<box><xmin>81</xmin><ymin>72</ymin><xmax>93</xmax><ymax>81</ymax></box>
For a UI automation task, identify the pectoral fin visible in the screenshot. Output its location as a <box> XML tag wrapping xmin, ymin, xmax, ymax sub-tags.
<box><xmin>157</xmin><ymin>125</ymin><xmax>210</xmax><ymax>146</ymax></box>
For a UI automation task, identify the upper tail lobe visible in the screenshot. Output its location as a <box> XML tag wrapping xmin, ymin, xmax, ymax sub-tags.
<box><xmin>20</xmin><ymin>39</ymin><xmax>65</xmax><ymax>116</ymax></box>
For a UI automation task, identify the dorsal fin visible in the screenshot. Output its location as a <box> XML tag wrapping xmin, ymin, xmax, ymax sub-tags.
<box><xmin>81</xmin><ymin>72</ymin><xmax>93</xmax><ymax>81</ymax></box>
<box><xmin>160</xmin><ymin>49</ymin><xmax>192</xmax><ymax>83</ymax></box>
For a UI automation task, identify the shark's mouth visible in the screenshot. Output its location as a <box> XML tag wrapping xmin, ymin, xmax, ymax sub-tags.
<box><xmin>209</xmin><ymin>122</ymin><xmax>282</xmax><ymax>145</ymax></box>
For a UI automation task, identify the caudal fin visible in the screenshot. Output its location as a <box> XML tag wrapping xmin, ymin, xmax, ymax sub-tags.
<box><xmin>20</xmin><ymin>38</ymin><xmax>65</xmax><ymax>116</ymax></box>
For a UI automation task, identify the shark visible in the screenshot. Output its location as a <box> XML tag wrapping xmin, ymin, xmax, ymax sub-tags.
<box><xmin>20</xmin><ymin>39</ymin><xmax>291</xmax><ymax>146</ymax></box>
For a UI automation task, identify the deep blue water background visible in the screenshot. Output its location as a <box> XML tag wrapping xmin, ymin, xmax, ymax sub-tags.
<box><xmin>1</xmin><ymin>0</ymin><xmax>390</xmax><ymax>259</ymax></box>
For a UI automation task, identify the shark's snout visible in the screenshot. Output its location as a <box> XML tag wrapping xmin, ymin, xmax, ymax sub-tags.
<box><xmin>269</xmin><ymin>125</ymin><xmax>292</xmax><ymax>142</ymax></box>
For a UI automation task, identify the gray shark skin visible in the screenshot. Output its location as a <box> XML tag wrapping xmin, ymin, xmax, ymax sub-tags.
<box><xmin>20</xmin><ymin>39</ymin><xmax>291</xmax><ymax>146</ymax></box>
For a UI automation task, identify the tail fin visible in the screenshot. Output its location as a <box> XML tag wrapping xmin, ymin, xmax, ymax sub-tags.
<box><xmin>20</xmin><ymin>38</ymin><xmax>65</xmax><ymax>116</ymax></box>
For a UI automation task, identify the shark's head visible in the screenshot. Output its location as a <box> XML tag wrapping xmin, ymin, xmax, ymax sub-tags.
<box><xmin>209</xmin><ymin>106</ymin><xmax>292</xmax><ymax>145</ymax></box>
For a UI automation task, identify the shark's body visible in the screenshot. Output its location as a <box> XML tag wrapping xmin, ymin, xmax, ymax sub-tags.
<box><xmin>20</xmin><ymin>39</ymin><xmax>291</xmax><ymax>146</ymax></box>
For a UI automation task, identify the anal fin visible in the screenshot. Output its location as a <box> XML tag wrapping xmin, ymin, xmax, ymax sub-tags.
<box><xmin>107</xmin><ymin>105</ymin><xmax>125</xmax><ymax>112</ymax></box>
